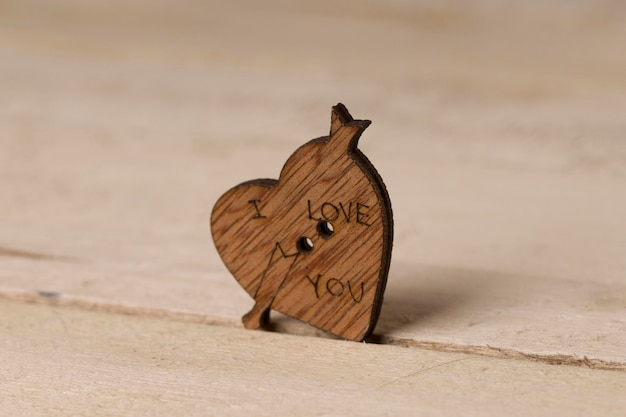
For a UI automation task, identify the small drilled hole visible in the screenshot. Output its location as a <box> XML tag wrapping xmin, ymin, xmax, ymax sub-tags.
<box><xmin>317</xmin><ymin>220</ymin><xmax>334</xmax><ymax>238</ymax></box>
<box><xmin>297</xmin><ymin>236</ymin><xmax>314</xmax><ymax>254</ymax></box>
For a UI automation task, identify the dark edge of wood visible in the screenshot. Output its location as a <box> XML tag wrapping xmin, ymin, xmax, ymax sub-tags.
<box><xmin>334</xmin><ymin>103</ymin><xmax>394</xmax><ymax>341</ymax></box>
<box><xmin>235</xmin><ymin>178</ymin><xmax>279</xmax><ymax>188</ymax></box>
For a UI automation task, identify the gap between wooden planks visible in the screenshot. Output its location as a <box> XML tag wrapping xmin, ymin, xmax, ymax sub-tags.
<box><xmin>1</xmin><ymin>289</ymin><xmax>624</xmax><ymax>373</ymax></box>
<box><xmin>2</xmin><ymin>300</ymin><xmax>626</xmax><ymax>417</ymax></box>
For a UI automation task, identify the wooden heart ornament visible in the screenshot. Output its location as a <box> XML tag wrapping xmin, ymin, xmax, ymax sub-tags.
<box><xmin>211</xmin><ymin>104</ymin><xmax>393</xmax><ymax>341</ymax></box>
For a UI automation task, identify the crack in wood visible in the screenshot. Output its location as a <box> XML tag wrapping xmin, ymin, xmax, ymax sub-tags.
<box><xmin>371</xmin><ymin>336</ymin><xmax>626</xmax><ymax>372</ymax></box>
<box><xmin>376</xmin><ymin>357</ymin><xmax>477</xmax><ymax>389</ymax></box>
<box><xmin>1</xmin><ymin>289</ymin><xmax>623</xmax><ymax>372</ymax></box>
<box><xmin>0</xmin><ymin>246</ymin><xmax>78</xmax><ymax>262</ymax></box>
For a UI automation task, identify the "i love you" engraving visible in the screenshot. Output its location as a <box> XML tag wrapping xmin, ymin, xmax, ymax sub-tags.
<box><xmin>211</xmin><ymin>104</ymin><xmax>393</xmax><ymax>341</ymax></box>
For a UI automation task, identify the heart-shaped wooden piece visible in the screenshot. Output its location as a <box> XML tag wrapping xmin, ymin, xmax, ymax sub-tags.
<box><xmin>211</xmin><ymin>104</ymin><xmax>393</xmax><ymax>341</ymax></box>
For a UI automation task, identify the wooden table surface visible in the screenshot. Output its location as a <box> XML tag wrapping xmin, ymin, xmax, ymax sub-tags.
<box><xmin>1</xmin><ymin>1</ymin><xmax>625</xmax><ymax>415</ymax></box>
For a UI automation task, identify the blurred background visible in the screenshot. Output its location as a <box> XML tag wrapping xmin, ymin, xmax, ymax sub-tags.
<box><xmin>1</xmin><ymin>0</ymin><xmax>626</xmax><ymax>338</ymax></box>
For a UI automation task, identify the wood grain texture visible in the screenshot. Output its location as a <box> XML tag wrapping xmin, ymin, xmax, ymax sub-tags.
<box><xmin>2</xmin><ymin>300</ymin><xmax>626</xmax><ymax>417</ymax></box>
<box><xmin>0</xmin><ymin>1</ymin><xmax>626</xmax><ymax>413</ymax></box>
<box><xmin>211</xmin><ymin>104</ymin><xmax>393</xmax><ymax>340</ymax></box>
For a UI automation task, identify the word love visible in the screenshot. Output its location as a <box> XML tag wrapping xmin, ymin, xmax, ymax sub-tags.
<box><xmin>307</xmin><ymin>200</ymin><xmax>371</xmax><ymax>227</ymax></box>
<box><xmin>305</xmin><ymin>274</ymin><xmax>364</xmax><ymax>303</ymax></box>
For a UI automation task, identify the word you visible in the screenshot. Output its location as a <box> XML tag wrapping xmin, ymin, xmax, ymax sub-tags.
<box><xmin>306</xmin><ymin>274</ymin><xmax>364</xmax><ymax>303</ymax></box>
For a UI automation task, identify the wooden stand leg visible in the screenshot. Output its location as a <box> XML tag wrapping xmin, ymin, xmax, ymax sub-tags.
<box><xmin>242</xmin><ymin>302</ymin><xmax>271</xmax><ymax>329</ymax></box>
<box><xmin>241</xmin><ymin>243</ymin><xmax>299</xmax><ymax>329</ymax></box>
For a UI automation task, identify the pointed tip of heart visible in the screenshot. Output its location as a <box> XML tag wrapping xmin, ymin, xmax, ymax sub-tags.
<box><xmin>331</xmin><ymin>103</ymin><xmax>371</xmax><ymax>130</ymax></box>
<box><xmin>330</xmin><ymin>103</ymin><xmax>371</xmax><ymax>148</ymax></box>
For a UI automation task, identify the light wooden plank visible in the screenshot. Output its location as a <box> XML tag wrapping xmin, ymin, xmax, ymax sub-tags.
<box><xmin>1</xmin><ymin>0</ymin><xmax>625</xmax><ymax>369</ymax></box>
<box><xmin>2</xmin><ymin>300</ymin><xmax>625</xmax><ymax>417</ymax></box>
